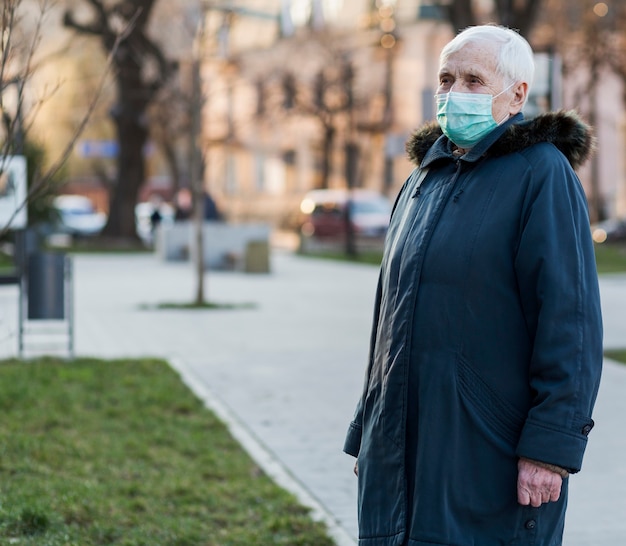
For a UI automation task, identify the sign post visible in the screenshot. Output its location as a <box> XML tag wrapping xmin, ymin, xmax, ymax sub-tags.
<box><xmin>0</xmin><ymin>155</ymin><xmax>28</xmax><ymax>230</ymax></box>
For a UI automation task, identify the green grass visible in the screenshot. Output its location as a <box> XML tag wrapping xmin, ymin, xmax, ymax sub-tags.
<box><xmin>46</xmin><ymin>238</ymin><xmax>151</xmax><ymax>253</ymax></box>
<box><xmin>604</xmin><ymin>349</ymin><xmax>626</xmax><ymax>365</ymax></box>
<box><xmin>299</xmin><ymin>248</ymin><xmax>384</xmax><ymax>266</ymax></box>
<box><xmin>598</xmin><ymin>244</ymin><xmax>626</xmax><ymax>366</ymax></box>
<box><xmin>138</xmin><ymin>301</ymin><xmax>257</xmax><ymax>311</ymax></box>
<box><xmin>301</xmin><ymin>242</ymin><xmax>626</xmax><ymax>273</ymax></box>
<box><xmin>0</xmin><ymin>357</ymin><xmax>335</xmax><ymax>546</ymax></box>
<box><xmin>594</xmin><ymin>243</ymin><xmax>626</xmax><ymax>274</ymax></box>
<box><xmin>0</xmin><ymin>248</ymin><xmax>14</xmax><ymax>270</ymax></box>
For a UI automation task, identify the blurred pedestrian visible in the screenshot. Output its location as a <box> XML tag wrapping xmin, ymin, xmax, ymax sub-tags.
<box><xmin>203</xmin><ymin>191</ymin><xmax>222</xmax><ymax>221</ymax></box>
<box><xmin>148</xmin><ymin>195</ymin><xmax>163</xmax><ymax>235</ymax></box>
<box><xmin>344</xmin><ymin>25</ymin><xmax>603</xmax><ymax>546</ymax></box>
<box><xmin>174</xmin><ymin>188</ymin><xmax>193</xmax><ymax>221</ymax></box>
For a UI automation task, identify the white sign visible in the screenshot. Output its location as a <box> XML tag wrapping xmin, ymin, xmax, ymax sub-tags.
<box><xmin>0</xmin><ymin>155</ymin><xmax>28</xmax><ymax>230</ymax></box>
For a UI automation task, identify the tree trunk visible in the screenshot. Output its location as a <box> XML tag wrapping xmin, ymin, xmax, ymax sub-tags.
<box><xmin>102</xmin><ymin>111</ymin><xmax>148</xmax><ymax>239</ymax></box>
<box><xmin>319</xmin><ymin>124</ymin><xmax>335</xmax><ymax>189</ymax></box>
<box><xmin>439</xmin><ymin>0</ymin><xmax>476</xmax><ymax>33</ymax></box>
<box><xmin>495</xmin><ymin>0</ymin><xmax>543</xmax><ymax>37</ymax></box>
<box><xmin>64</xmin><ymin>0</ymin><xmax>171</xmax><ymax>242</ymax></box>
<box><xmin>162</xmin><ymin>138</ymin><xmax>182</xmax><ymax>195</ymax></box>
<box><xmin>101</xmin><ymin>28</ymin><xmax>151</xmax><ymax>239</ymax></box>
<box><xmin>190</xmin><ymin>56</ymin><xmax>205</xmax><ymax>305</ymax></box>
<box><xmin>344</xmin><ymin>141</ymin><xmax>359</xmax><ymax>257</ymax></box>
<box><xmin>435</xmin><ymin>0</ymin><xmax>544</xmax><ymax>38</ymax></box>
<box><xmin>586</xmin><ymin>70</ymin><xmax>604</xmax><ymax>223</ymax></box>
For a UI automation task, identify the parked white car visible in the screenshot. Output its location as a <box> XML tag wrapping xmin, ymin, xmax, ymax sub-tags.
<box><xmin>53</xmin><ymin>195</ymin><xmax>107</xmax><ymax>237</ymax></box>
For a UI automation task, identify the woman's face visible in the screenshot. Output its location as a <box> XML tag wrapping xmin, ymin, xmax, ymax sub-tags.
<box><xmin>437</xmin><ymin>40</ymin><xmax>526</xmax><ymax>123</ymax></box>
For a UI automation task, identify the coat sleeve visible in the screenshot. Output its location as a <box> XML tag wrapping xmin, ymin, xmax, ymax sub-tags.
<box><xmin>513</xmin><ymin>144</ymin><xmax>603</xmax><ymax>473</ymax></box>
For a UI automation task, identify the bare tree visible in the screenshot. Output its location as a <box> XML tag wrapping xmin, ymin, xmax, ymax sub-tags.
<box><xmin>1</xmin><ymin>0</ymin><xmax>120</xmax><ymax>238</ymax></box>
<box><xmin>434</xmin><ymin>0</ymin><xmax>476</xmax><ymax>32</ymax></box>
<box><xmin>432</xmin><ymin>0</ymin><xmax>544</xmax><ymax>37</ymax></box>
<box><xmin>537</xmin><ymin>0</ymin><xmax>618</xmax><ymax>222</ymax></box>
<box><xmin>277</xmin><ymin>46</ymin><xmax>366</xmax><ymax>256</ymax></box>
<box><xmin>148</xmin><ymin>80</ymin><xmax>189</xmax><ymax>195</ymax></box>
<box><xmin>277</xmin><ymin>44</ymin><xmax>361</xmax><ymax>191</ymax></box>
<box><xmin>63</xmin><ymin>0</ymin><xmax>176</xmax><ymax>240</ymax></box>
<box><xmin>1</xmin><ymin>0</ymin><xmax>44</xmax><ymax>159</ymax></box>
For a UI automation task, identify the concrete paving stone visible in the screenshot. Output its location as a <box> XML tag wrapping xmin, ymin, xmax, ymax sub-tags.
<box><xmin>0</xmin><ymin>249</ymin><xmax>625</xmax><ymax>544</ymax></box>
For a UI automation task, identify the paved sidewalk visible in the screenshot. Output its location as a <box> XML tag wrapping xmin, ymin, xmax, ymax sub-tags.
<box><xmin>0</xmin><ymin>250</ymin><xmax>625</xmax><ymax>544</ymax></box>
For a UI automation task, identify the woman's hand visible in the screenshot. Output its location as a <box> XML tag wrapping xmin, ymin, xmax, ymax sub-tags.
<box><xmin>517</xmin><ymin>458</ymin><xmax>563</xmax><ymax>507</ymax></box>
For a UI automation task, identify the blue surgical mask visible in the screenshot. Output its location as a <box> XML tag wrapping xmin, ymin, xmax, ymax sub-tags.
<box><xmin>436</xmin><ymin>84</ymin><xmax>514</xmax><ymax>148</ymax></box>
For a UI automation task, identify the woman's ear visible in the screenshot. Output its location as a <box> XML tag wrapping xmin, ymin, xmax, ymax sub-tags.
<box><xmin>510</xmin><ymin>82</ymin><xmax>528</xmax><ymax>115</ymax></box>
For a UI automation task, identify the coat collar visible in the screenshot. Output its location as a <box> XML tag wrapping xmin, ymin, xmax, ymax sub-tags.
<box><xmin>407</xmin><ymin>110</ymin><xmax>595</xmax><ymax>170</ymax></box>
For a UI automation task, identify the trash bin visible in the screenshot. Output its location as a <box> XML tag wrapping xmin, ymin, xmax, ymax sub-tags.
<box><xmin>244</xmin><ymin>240</ymin><xmax>270</xmax><ymax>273</ymax></box>
<box><xmin>27</xmin><ymin>252</ymin><xmax>67</xmax><ymax>320</ymax></box>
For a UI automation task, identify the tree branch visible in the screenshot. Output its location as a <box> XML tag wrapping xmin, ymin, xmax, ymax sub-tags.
<box><xmin>0</xmin><ymin>21</ymin><xmax>134</xmax><ymax>238</ymax></box>
<box><xmin>62</xmin><ymin>11</ymin><xmax>104</xmax><ymax>36</ymax></box>
<box><xmin>434</xmin><ymin>0</ymin><xmax>476</xmax><ymax>33</ymax></box>
<box><xmin>63</xmin><ymin>0</ymin><xmax>109</xmax><ymax>37</ymax></box>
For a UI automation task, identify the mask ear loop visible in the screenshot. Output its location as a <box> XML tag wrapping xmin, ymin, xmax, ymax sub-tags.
<box><xmin>493</xmin><ymin>81</ymin><xmax>518</xmax><ymax>125</ymax></box>
<box><xmin>493</xmin><ymin>81</ymin><xmax>517</xmax><ymax>100</ymax></box>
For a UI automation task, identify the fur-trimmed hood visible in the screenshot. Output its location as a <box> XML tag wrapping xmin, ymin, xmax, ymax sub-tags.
<box><xmin>405</xmin><ymin>110</ymin><xmax>595</xmax><ymax>170</ymax></box>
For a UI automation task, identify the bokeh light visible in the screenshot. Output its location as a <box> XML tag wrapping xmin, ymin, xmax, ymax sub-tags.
<box><xmin>593</xmin><ymin>2</ymin><xmax>609</xmax><ymax>17</ymax></box>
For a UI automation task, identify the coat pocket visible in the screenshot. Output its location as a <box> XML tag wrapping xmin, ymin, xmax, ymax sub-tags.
<box><xmin>457</xmin><ymin>357</ymin><xmax>526</xmax><ymax>447</ymax></box>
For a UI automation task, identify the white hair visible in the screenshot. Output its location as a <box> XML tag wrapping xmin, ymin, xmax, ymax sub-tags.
<box><xmin>441</xmin><ymin>25</ymin><xmax>535</xmax><ymax>90</ymax></box>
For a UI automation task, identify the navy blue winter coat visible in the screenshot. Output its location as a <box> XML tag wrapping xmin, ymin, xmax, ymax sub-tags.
<box><xmin>344</xmin><ymin>111</ymin><xmax>603</xmax><ymax>546</ymax></box>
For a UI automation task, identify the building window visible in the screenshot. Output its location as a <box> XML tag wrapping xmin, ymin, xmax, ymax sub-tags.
<box><xmin>283</xmin><ymin>149</ymin><xmax>296</xmax><ymax>166</ymax></box>
<box><xmin>289</xmin><ymin>0</ymin><xmax>344</xmax><ymax>26</ymax></box>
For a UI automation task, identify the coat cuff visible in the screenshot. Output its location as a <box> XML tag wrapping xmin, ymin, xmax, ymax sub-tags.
<box><xmin>343</xmin><ymin>421</ymin><xmax>362</xmax><ymax>458</ymax></box>
<box><xmin>516</xmin><ymin>417</ymin><xmax>594</xmax><ymax>473</ymax></box>
<box><xmin>520</xmin><ymin>457</ymin><xmax>570</xmax><ymax>478</ymax></box>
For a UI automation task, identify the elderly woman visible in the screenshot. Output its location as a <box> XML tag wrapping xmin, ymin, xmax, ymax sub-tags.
<box><xmin>344</xmin><ymin>25</ymin><xmax>602</xmax><ymax>546</ymax></box>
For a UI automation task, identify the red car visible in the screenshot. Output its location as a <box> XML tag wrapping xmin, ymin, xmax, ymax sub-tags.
<box><xmin>299</xmin><ymin>189</ymin><xmax>392</xmax><ymax>240</ymax></box>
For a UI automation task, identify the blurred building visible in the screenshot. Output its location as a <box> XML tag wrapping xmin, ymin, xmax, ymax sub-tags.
<box><xmin>197</xmin><ymin>0</ymin><xmax>453</xmax><ymax>228</ymax></box>
<box><xmin>21</xmin><ymin>0</ymin><xmax>626</xmax><ymax>230</ymax></box>
<box><xmin>197</xmin><ymin>0</ymin><xmax>626</xmax><ymax>228</ymax></box>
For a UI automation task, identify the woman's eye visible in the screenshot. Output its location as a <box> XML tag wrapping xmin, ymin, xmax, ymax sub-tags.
<box><xmin>469</xmin><ymin>76</ymin><xmax>483</xmax><ymax>85</ymax></box>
